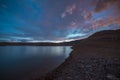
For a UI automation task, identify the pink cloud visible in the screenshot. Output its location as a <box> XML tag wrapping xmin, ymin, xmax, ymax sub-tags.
<box><xmin>95</xmin><ymin>0</ymin><xmax>119</xmax><ymax>12</ymax></box>
<box><xmin>61</xmin><ymin>4</ymin><xmax>76</xmax><ymax>18</ymax></box>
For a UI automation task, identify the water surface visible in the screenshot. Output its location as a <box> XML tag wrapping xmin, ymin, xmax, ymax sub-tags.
<box><xmin>0</xmin><ymin>46</ymin><xmax>72</xmax><ymax>80</ymax></box>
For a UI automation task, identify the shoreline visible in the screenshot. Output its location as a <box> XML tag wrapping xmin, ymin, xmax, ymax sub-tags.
<box><xmin>36</xmin><ymin>43</ymin><xmax>120</xmax><ymax>80</ymax></box>
<box><xmin>37</xmin><ymin>30</ymin><xmax>120</xmax><ymax>80</ymax></box>
<box><xmin>39</xmin><ymin>47</ymin><xmax>120</xmax><ymax>80</ymax></box>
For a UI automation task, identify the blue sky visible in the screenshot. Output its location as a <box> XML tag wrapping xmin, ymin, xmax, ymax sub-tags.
<box><xmin>0</xmin><ymin>0</ymin><xmax>120</xmax><ymax>42</ymax></box>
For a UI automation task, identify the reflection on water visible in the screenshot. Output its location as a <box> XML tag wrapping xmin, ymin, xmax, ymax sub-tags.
<box><xmin>0</xmin><ymin>46</ymin><xmax>72</xmax><ymax>80</ymax></box>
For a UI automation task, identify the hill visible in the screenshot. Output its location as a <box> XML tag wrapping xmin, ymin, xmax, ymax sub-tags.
<box><xmin>38</xmin><ymin>29</ymin><xmax>120</xmax><ymax>80</ymax></box>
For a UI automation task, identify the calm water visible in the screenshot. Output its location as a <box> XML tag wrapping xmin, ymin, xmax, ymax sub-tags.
<box><xmin>0</xmin><ymin>46</ymin><xmax>72</xmax><ymax>80</ymax></box>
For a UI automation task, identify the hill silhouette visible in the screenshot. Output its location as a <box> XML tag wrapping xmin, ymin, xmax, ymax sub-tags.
<box><xmin>37</xmin><ymin>29</ymin><xmax>120</xmax><ymax>80</ymax></box>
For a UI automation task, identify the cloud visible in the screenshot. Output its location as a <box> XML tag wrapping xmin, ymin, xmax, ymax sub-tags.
<box><xmin>81</xmin><ymin>10</ymin><xmax>93</xmax><ymax>20</ymax></box>
<box><xmin>66</xmin><ymin>33</ymin><xmax>86</xmax><ymax>38</ymax></box>
<box><xmin>0</xmin><ymin>0</ymin><xmax>120</xmax><ymax>42</ymax></box>
<box><xmin>90</xmin><ymin>16</ymin><xmax>120</xmax><ymax>30</ymax></box>
<box><xmin>61</xmin><ymin>4</ymin><xmax>76</xmax><ymax>18</ymax></box>
<box><xmin>95</xmin><ymin>0</ymin><xmax>118</xmax><ymax>12</ymax></box>
<box><xmin>91</xmin><ymin>0</ymin><xmax>98</xmax><ymax>6</ymax></box>
<box><xmin>1</xmin><ymin>4</ymin><xmax>8</xmax><ymax>8</ymax></box>
<box><xmin>61</xmin><ymin>13</ymin><xmax>66</xmax><ymax>18</ymax></box>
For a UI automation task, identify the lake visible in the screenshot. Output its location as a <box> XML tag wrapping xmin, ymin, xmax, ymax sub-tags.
<box><xmin>0</xmin><ymin>46</ymin><xmax>72</xmax><ymax>80</ymax></box>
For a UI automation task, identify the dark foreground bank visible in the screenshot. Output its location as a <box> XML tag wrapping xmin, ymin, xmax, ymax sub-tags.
<box><xmin>33</xmin><ymin>29</ymin><xmax>120</xmax><ymax>80</ymax></box>
<box><xmin>42</xmin><ymin>58</ymin><xmax>120</xmax><ymax>80</ymax></box>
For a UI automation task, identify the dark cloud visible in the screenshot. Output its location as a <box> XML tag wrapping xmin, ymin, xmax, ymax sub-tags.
<box><xmin>83</xmin><ymin>11</ymin><xmax>93</xmax><ymax>20</ymax></box>
<box><xmin>91</xmin><ymin>0</ymin><xmax>98</xmax><ymax>6</ymax></box>
<box><xmin>90</xmin><ymin>16</ymin><xmax>120</xmax><ymax>30</ymax></box>
<box><xmin>95</xmin><ymin>0</ymin><xmax>118</xmax><ymax>12</ymax></box>
<box><xmin>116</xmin><ymin>1</ymin><xmax>120</xmax><ymax>11</ymax></box>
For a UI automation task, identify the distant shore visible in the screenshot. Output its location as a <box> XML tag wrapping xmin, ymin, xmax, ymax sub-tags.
<box><xmin>0</xmin><ymin>29</ymin><xmax>120</xmax><ymax>46</ymax></box>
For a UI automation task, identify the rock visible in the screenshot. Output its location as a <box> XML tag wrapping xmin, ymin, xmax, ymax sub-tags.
<box><xmin>106</xmin><ymin>74</ymin><xmax>119</xmax><ymax>80</ymax></box>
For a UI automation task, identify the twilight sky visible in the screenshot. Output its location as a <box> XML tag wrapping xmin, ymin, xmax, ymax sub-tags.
<box><xmin>0</xmin><ymin>0</ymin><xmax>120</xmax><ymax>42</ymax></box>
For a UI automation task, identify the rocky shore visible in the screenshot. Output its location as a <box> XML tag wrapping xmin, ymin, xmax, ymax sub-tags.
<box><xmin>40</xmin><ymin>47</ymin><xmax>120</xmax><ymax>80</ymax></box>
<box><xmin>43</xmin><ymin>58</ymin><xmax>120</xmax><ymax>80</ymax></box>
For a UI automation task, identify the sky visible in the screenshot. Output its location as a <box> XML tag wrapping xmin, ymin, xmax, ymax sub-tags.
<box><xmin>0</xmin><ymin>0</ymin><xmax>120</xmax><ymax>42</ymax></box>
